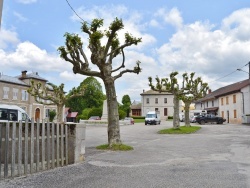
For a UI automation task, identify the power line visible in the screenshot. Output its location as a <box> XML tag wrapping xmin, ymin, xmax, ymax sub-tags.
<box><xmin>65</xmin><ymin>0</ymin><xmax>88</xmax><ymax>24</ymax></box>
<box><xmin>208</xmin><ymin>63</ymin><xmax>249</xmax><ymax>84</ymax></box>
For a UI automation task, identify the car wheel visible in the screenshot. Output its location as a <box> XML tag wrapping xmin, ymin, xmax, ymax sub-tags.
<box><xmin>145</xmin><ymin>122</ymin><xmax>147</xmax><ymax>125</ymax></box>
<box><xmin>200</xmin><ymin>120</ymin><xmax>205</xmax><ymax>125</ymax></box>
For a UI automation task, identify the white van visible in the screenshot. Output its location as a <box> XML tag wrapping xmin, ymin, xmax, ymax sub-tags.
<box><xmin>145</xmin><ymin>111</ymin><xmax>161</xmax><ymax>125</ymax></box>
<box><xmin>0</xmin><ymin>104</ymin><xmax>30</xmax><ymax>122</ymax></box>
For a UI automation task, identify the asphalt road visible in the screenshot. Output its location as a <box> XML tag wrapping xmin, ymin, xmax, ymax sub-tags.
<box><xmin>1</xmin><ymin>121</ymin><xmax>250</xmax><ymax>188</ymax></box>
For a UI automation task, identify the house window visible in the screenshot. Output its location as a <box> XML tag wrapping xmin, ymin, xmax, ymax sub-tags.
<box><xmin>146</xmin><ymin>98</ymin><xmax>149</xmax><ymax>104</ymax></box>
<box><xmin>233</xmin><ymin>95</ymin><xmax>236</xmax><ymax>103</ymax></box>
<box><xmin>164</xmin><ymin>98</ymin><xmax>167</xmax><ymax>103</ymax></box>
<box><xmin>221</xmin><ymin>98</ymin><xmax>224</xmax><ymax>105</ymax></box>
<box><xmin>201</xmin><ymin>103</ymin><xmax>202</xmax><ymax>108</ymax></box>
<box><xmin>206</xmin><ymin>101</ymin><xmax>208</xmax><ymax>107</ymax></box>
<box><xmin>155</xmin><ymin>108</ymin><xmax>158</xmax><ymax>112</ymax></box>
<box><xmin>226</xmin><ymin>97</ymin><xmax>229</xmax><ymax>105</ymax></box>
<box><xmin>234</xmin><ymin>110</ymin><xmax>237</xmax><ymax>118</ymax></box>
<box><xmin>13</xmin><ymin>88</ymin><xmax>18</xmax><ymax>100</ymax></box>
<box><xmin>3</xmin><ymin>87</ymin><xmax>9</xmax><ymax>99</ymax></box>
<box><xmin>212</xmin><ymin>100</ymin><xmax>214</xmax><ymax>107</ymax></box>
<box><xmin>22</xmin><ymin>90</ymin><xmax>29</xmax><ymax>101</ymax></box>
<box><xmin>155</xmin><ymin>98</ymin><xmax>158</xmax><ymax>104</ymax></box>
<box><xmin>45</xmin><ymin>109</ymin><xmax>50</xmax><ymax>118</ymax></box>
<box><xmin>221</xmin><ymin>111</ymin><xmax>224</xmax><ymax>118</ymax></box>
<box><xmin>164</xmin><ymin>108</ymin><xmax>168</xmax><ymax>116</ymax></box>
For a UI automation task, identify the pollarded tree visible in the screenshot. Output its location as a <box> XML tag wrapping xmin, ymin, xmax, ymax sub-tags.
<box><xmin>180</xmin><ymin>73</ymin><xmax>209</xmax><ymax>127</ymax></box>
<box><xmin>149</xmin><ymin>72</ymin><xmax>183</xmax><ymax>129</ymax></box>
<box><xmin>28</xmin><ymin>80</ymin><xmax>84</xmax><ymax>122</ymax></box>
<box><xmin>58</xmin><ymin>18</ymin><xmax>142</xmax><ymax>146</ymax></box>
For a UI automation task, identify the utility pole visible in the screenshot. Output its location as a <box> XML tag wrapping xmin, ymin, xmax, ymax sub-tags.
<box><xmin>248</xmin><ymin>61</ymin><xmax>250</xmax><ymax>79</ymax></box>
<box><xmin>0</xmin><ymin>0</ymin><xmax>3</xmax><ymax>29</ymax></box>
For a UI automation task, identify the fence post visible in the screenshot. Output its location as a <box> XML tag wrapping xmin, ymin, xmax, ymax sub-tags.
<box><xmin>11</xmin><ymin>122</ymin><xmax>16</xmax><ymax>178</ymax></box>
<box><xmin>74</xmin><ymin>121</ymin><xmax>86</xmax><ymax>163</ymax></box>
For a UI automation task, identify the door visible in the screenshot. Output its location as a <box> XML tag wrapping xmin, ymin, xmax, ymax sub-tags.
<box><xmin>227</xmin><ymin>110</ymin><xmax>229</xmax><ymax>123</ymax></box>
<box><xmin>35</xmin><ymin>108</ymin><xmax>40</xmax><ymax>121</ymax></box>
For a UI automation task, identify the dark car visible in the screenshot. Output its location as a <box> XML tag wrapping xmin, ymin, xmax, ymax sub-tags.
<box><xmin>196</xmin><ymin>114</ymin><xmax>226</xmax><ymax>124</ymax></box>
<box><xmin>88</xmin><ymin>116</ymin><xmax>101</xmax><ymax>120</ymax></box>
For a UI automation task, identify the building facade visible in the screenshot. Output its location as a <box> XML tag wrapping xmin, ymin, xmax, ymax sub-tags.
<box><xmin>0</xmin><ymin>71</ymin><xmax>57</xmax><ymax>121</ymax></box>
<box><xmin>140</xmin><ymin>89</ymin><xmax>176</xmax><ymax>120</ymax></box>
<box><xmin>195</xmin><ymin>79</ymin><xmax>250</xmax><ymax>124</ymax></box>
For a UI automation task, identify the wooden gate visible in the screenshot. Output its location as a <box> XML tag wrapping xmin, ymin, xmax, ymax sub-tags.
<box><xmin>0</xmin><ymin>119</ymin><xmax>69</xmax><ymax>179</ymax></box>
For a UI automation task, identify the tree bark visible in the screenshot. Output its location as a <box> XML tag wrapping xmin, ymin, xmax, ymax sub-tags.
<box><xmin>173</xmin><ymin>94</ymin><xmax>180</xmax><ymax>129</ymax></box>
<box><xmin>184</xmin><ymin>102</ymin><xmax>191</xmax><ymax>127</ymax></box>
<box><xmin>103</xmin><ymin>77</ymin><xmax>121</xmax><ymax>146</ymax></box>
<box><xmin>57</xmin><ymin>104</ymin><xmax>64</xmax><ymax>123</ymax></box>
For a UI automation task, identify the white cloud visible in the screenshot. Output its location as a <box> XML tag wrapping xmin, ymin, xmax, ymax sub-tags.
<box><xmin>156</xmin><ymin>8</ymin><xmax>250</xmax><ymax>91</ymax></box>
<box><xmin>0</xmin><ymin>29</ymin><xmax>20</xmax><ymax>49</ymax></box>
<box><xmin>1</xmin><ymin>41</ymin><xmax>71</xmax><ymax>74</ymax></box>
<box><xmin>154</xmin><ymin>7</ymin><xmax>183</xmax><ymax>29</ymax></box>
<box><xmin>16</xmin><ymin>0</ymin><xmax>37</xmax><ymax>4</ymax></box>
<box><xmin>222</xmin><ymin>8</ymin><xmax>250</xmax><ymax>41</ymax></box>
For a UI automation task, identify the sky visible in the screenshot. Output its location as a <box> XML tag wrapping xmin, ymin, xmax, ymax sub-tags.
<box><xmin>1</xmin><ymin>0</ymin><xmax>250</xmax><ymax>103</ymax></box>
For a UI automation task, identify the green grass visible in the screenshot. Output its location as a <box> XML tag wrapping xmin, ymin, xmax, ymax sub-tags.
<box><xmin>158</xmin><ymin>126</ymin><xmax>201</xmax><ymax>134</ymax></box>
<box><xmin>96</xmin><ymin>144</ymin><xmax>134</xmax><ymax>151</ymax></box>
<box><xmin>134</xmin><ymin>119</ymin><xmax>145</xmax><ymax>123</ymax></box>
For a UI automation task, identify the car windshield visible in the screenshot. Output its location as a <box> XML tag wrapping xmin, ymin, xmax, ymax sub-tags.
<box><xmin>146</xmin><ymin>114</ymin><xmax>156</xmax><ymax>118</ymax></box>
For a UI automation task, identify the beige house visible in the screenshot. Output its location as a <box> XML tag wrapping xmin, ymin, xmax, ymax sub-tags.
<box><xmin>195</xmin><ymin>79</ymin><xmax>250</xmax><ymax>124</ymax></box>
<box><xmin>0</xmin><ymin>70</ymin><xmax>57</xmax><ymax>121</ymax></box>
<box><xmin>140</xmin><ymin>89</ymin><xmax>178</xmax><ymax>120</ymax></box>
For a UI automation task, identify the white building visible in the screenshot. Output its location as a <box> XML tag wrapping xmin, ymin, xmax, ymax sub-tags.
<box><xmin>195</xmin><ymin>79</ymin><xmax>250</xmax><ymax>124</ymax></box>
<box><xmin>140</xmin><ymin>89</ymin><xmax>178</xmax><ymax>120</ymax></box>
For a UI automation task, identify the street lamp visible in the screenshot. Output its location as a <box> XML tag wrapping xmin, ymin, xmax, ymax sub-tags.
<box><xmin>237</xmin><ymin>62</ymin><xmax>250</xmax><ymax>79</ymax></box>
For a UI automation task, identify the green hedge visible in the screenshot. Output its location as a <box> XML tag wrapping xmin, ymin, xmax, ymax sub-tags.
<box><xmin>168</xmin><ymin>116</ymin><xmax>173</xmax><ymax>119</ymax></box>
<box><xmin>131</xmin><ymin>116</ymin><xmax>145</xmax><ymax>119</ymax></box>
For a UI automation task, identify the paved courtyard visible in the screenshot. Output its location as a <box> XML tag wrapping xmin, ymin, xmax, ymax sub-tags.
<box><xmin>1</xmin><ymin>121</ymin><xmax>250</xmax><ymax>188</ymax></box>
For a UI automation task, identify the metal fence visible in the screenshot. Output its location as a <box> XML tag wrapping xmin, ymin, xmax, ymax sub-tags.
<box><xmin>0</xmin><ymin>119</ymin><xmax>69</xmax><ymax>179</ymax></box>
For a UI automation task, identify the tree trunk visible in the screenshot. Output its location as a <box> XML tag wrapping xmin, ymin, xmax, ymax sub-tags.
<box><xmin>57</xmin><ymin>104</ymin><xmax>64</xmax><ymax>123</ymax></box>
<box><xmin>184</xmin><ymin>102</ymin><xmax>191</xmax><ymax>127</ymax></box>
<box><xmin>173</xmin><ymin>94</ymin><xmax>180</xmax><ymax>129</ymax></box>
<box><xmin>104</xmin><ymin>77</ymin><xmax>121</xmax><ymax>146</ymax></box>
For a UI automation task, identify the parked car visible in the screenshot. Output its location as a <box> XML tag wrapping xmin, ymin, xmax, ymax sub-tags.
<box><xmin>190</xmin><ymin>115</ymin><xmax>197</xmax><ymax>123</ymax></box>
<box><xmin>124</xmin><ymin>117</ymin><xmax>134</xmax><ymax>125</ymax></box>
<box><xmin>88</xmin><ymin>116</ymin><xmax>101</xmax><ymax>120</ymax></box>
<box><xmin>196</xmin><ymin>114</ymin><xmax>226</xmax><ymax>124</ymax></box>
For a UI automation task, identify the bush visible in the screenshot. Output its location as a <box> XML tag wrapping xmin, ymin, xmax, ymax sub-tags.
<box><xmin>49</xmin><ymin>110</ymin><xmax>56</xmax><ymax>122</ymax></box>
<box><xmin>89</xmin><ymin>107</ymin><xmax>102</xmax><ymax>118</ymax></box>
<box><xmin>80</xmin><ymin>108</ymin><xmax>92</xmax><ymax>120</ymax></box>
<box><xmin>131</xmin><ymin>116</ymin><xmax>145</xmax><ymax>119</ymax></box>
<box><xmin>119</xmin><ymin>110</ymin><xmax>126</xmax><ymax>120</ymax></box>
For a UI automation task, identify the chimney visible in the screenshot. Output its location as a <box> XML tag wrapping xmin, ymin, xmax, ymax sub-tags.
<box><xmin>21</xmin><ymin>70</ymin><xmax>27</xmax><ymax>78</ymax></box>
<box><xmin>143</xmin><ymin>89</ymin><xmax>145</xmax><ymax>93</ymax></box>
<box><xmin>208</xmin><ymin>89</ymin><xmax>212</xmax><ymax>94</ymax></box>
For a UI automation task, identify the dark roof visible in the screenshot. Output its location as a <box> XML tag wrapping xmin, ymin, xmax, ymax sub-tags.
<box><xmin>16</xmin><ymin>72</ymin><xmax>47</xmax><ymax>82</ymax></box>
<box><xmin>0</xmin><ymin>74</ymin><xmax>29</xmax><ymax>86</ymax></box>
<box><xmin>198</xmin><ymin>79</ymin><xmax>250</xmax><ymax>102</ymax></box>
<box><xmin>141</xmin><ymin>89</ymin><xmax>172</xmax><ymax>95</ymax></box>
<box><xmin>131</xmin><ymin>103</ymin><xmax>141</xmax><ymax>110</ymax></box>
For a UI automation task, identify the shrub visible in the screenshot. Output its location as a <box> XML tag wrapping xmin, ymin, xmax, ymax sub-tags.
<box><xmin>89</xmin><ymin>107</ymin><xmax>102</xmax><ymax>118</ymax></box>
<box><xmin>168</xmin><ymin>116</ymin><xmax>173</xmax><ymax>119</ymax></box>
<box><xmin>49</xmin><ymin>110</ymin><xmax>56</xmax><ymax>122</ymax></box>
<box><xmin>131</xmin><ymin>116</ymin><xmax>145</xmax><ymax>119</ymax></box>
<box><xmin>119</xmin><ymin>110</ymin><xmax>126</xmax><ymax>120</ymax></box>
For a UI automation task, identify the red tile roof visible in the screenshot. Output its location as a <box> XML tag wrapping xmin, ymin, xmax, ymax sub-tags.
<box><xmin>67</xmin><ymin>112</ymin><xmax>78</xmax><ymax>118</ymax></box>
